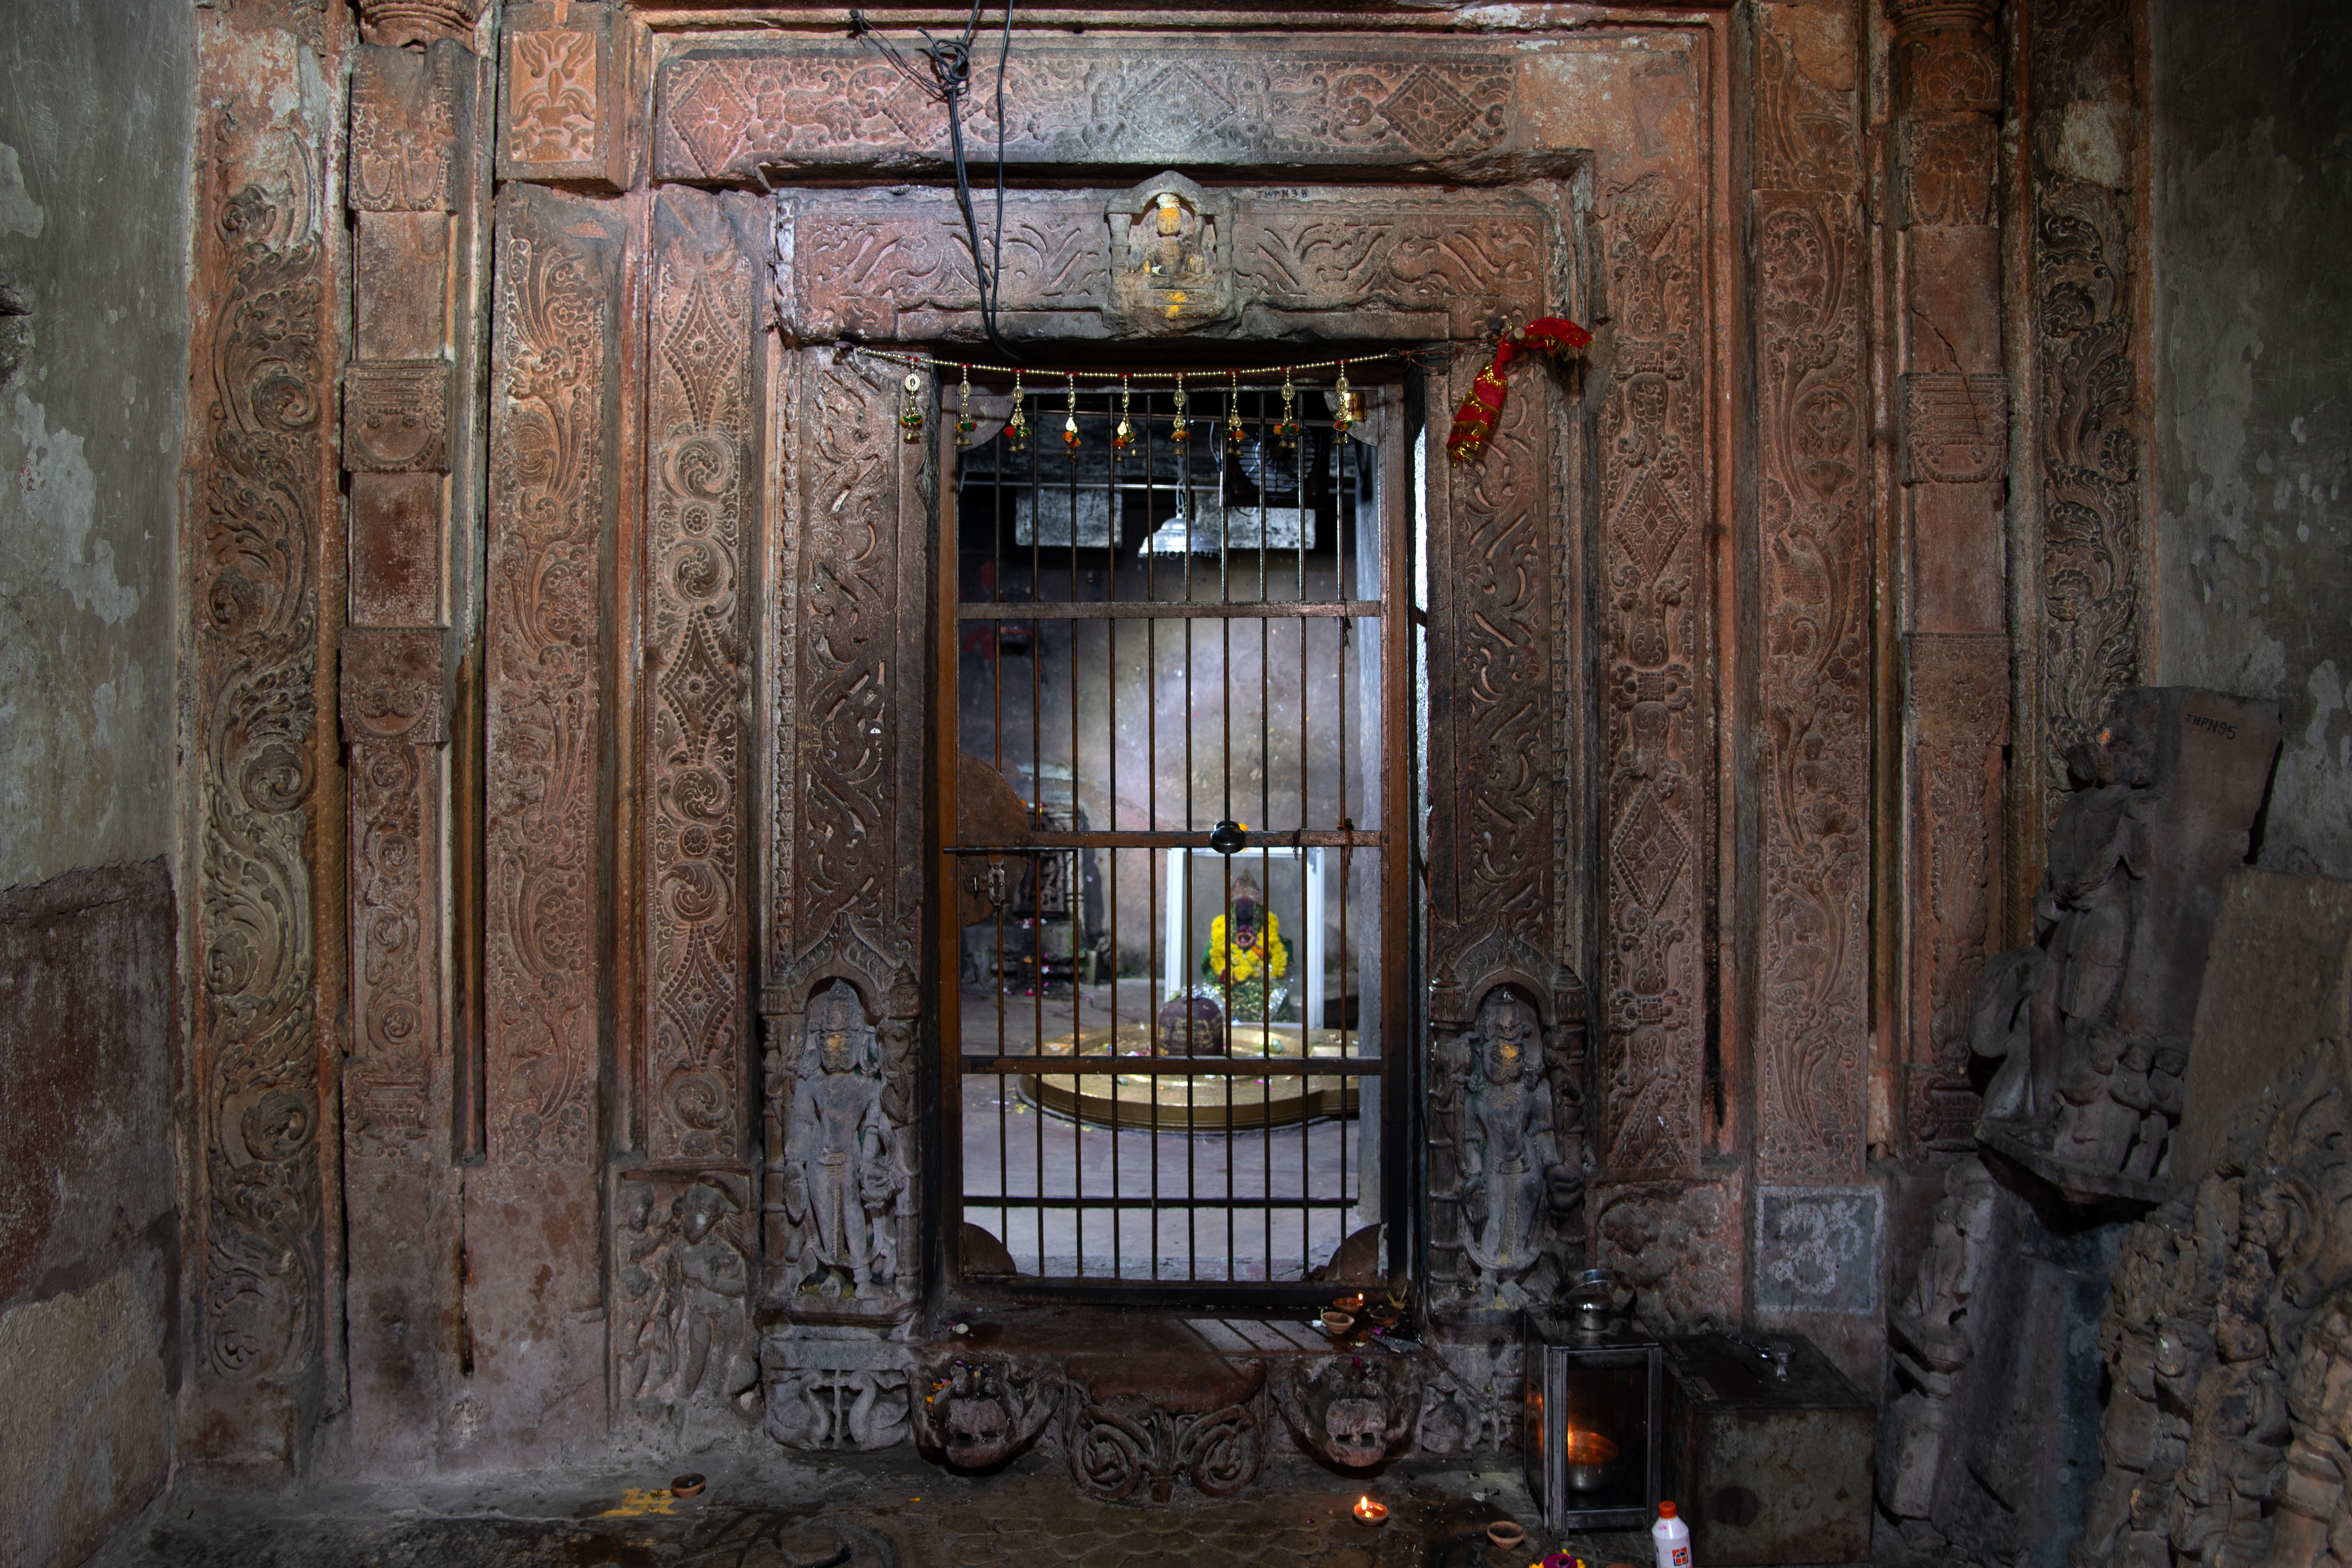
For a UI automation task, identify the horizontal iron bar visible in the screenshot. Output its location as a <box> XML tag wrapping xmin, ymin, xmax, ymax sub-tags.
<box><xmin>963</xmin><ymin>1196</ymin><xmax>1360</xmax><ymax>1211</ymax></box>
<box><xmin>945</xmin><ymin>1280</ymin><xmax>1360</xmax><ymax>1306</ymax></box>
<box><xmin>959</xmin><ymin>600</ymin><xmax>1384</xmax><ymax>621</ymax></box>
<box><xmin>964</xmin><ymin>1055</ymin><xmax>1383</xmax><ymax>1076</ymax></box>
<box><xmin>949</xmin><ymin>828</ymin><xmax>1381</xmax><ymax>851</ymax></box>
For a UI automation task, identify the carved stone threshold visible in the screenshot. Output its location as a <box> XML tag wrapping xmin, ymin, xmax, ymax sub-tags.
<box><xmin>1976</xmin><ymin>1125</ymin><xmax>2165</xmax><ymax>1213</ymax></box>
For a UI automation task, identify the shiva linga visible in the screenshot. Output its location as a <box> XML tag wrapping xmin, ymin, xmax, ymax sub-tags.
<box><xmin>1021</xmin><ymin>875</ymin><xmax>1361</xmax><ymax>1130</ymax></box>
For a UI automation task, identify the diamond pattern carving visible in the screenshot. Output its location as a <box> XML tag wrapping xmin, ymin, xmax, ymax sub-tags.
<box><xmin>668</xmin><ymin>61</ymin><xmax>750</xmax><ymax>178</ymax></box>
<box><xmin>1377</xmin><ymin>69</ymin><xmax>1477</xmax><ymax>152</ymax></box>
<box><xmin>1132</xmin><ymin>64</ymin><xmax>1236</xmax><ymax>139</ymax></box>
<box><xmin>1612</xmin><ymin>782</ymin><xmax>1693</xmax><ymax>914</ymax></box>
<box><xmin>661</xmin><ymin>609</ymin><xmax>733</xmax><ymax>759</ymax></box>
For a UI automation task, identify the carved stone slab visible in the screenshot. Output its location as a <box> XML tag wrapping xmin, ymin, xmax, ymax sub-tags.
<box><xmin>764</xmin><ymin>1328</ymin><xmax>914</xmax><ymax>1450</ymax></box>
<box><xmin>1753</xmin><ymin>1184</ymin><xmax>1882</xmax><ymax>1315</ymax></box>
<box><xmin>643</xmin><ymin>188</ymin><xmax>762</xmax><ymax>1169</ymax></box>
<box><xmin>344</xmin><ymin>358</ymin><xmax>453</xmax><ymax>473</ymax></box>
<box><xmin>470</xmin><ymin>181</ymin><xmax>626</xmax><ymax>1449</ymax></box>
<box><xmin>350</xmin><ymin>40</ymin><xmax>465</xmax><ymax>212</ymax></box>
<box><xmin>1597</xmin><ymin>164</ymin><xmax>1715</xmax><ymax>1187</ymax></box>
<box><xmin>613</xmin><ymin>1169</ymin><xmax>758</xmax><ymax>1429</ymax></box>
<box><xmin>1903</xmin><ymin>371</ymin><xmax>2007</xmax><ymax>484</ymax></box>
<box><xmin>771</xmin><ymin>185</ymin><xmax>1552</xmax><ymax>345</ymax></box>
<box><xmin>1907</xmin><ymin>634</ymin><xmax>2009</xmax><ymax>1155</ymax></box>
<box><xmin>658</xmin><ymin>35</ymin><xmax>1519</xmax><ymax>184</ymax></box>
<box><xmin>185</xmin><ymin>2</ymin><xmax>344</xmax><ymax>1457</ymax></box>
<box><xmin>2031</xmin><ymin>0</ymin><xmax>2150</xmax><ymax>824</ymax></box>
<box><xmin>1754</xmin><ymin>183</ymin><xmax>1870</xmax><ymax>1183</ymax></box>
<box><xmin>498</xmin><ymin>0</ymin><xmax>630</xmax><ymax>190</ymax></box>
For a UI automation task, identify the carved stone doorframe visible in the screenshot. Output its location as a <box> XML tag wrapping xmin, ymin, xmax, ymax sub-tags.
<box><xmin>191</xmin><ymin>0</ymin><xmax>1977</xmax><ymax>1469</ymax></box>
<box><xmin>705</xmin><ymin>19</ymin><xmax>1743</xmax><ymax>1360</ymax></box>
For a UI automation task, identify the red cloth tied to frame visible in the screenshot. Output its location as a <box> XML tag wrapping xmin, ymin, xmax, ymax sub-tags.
<box><xmin>1445</xmin><ymin>316</ymin><xmax>1593</xmax><ymax>464</ymax></box>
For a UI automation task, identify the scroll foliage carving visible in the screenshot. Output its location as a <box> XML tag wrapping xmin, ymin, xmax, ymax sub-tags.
<box><xmin>2032</xmin><ymin>0</ymin><xmax>2147</xmax><ymax>823</ymax></box>
<box><xmin>485</xmin><ymin>187</ymin><xmax>620</xmax><ymax>1164</ymax></box>
<box><xmin>1908</xmin><ymin>635</ymin><xmax>2008</xmax><ymax>1152</ymax></box>
<box><xmin>658</xmin><ymin>41</ymin><xmax>1515</xmax><ymax>184</ymax></box>
<box><xmin>646</xmin><ymin>191</ymin><xmax>758</xmax><ymax>1166</ymax></box>
<box><xmin>1597</xmin><ymin>171</ymin><xmax>1708</xmax><ymax>1180</ymax></box>
<box><xmin>774</xmin><ymin>189</ymin><xmax>1549</xmax><ymax>343</ymax></box>
<box><xmin>191</xmin><ymin>108</ymin><xmax>331</xmax><ymax>1385</ymax></box>
<box><xmin>1238</xmin><ymin>212</ymin><xmax>1545</xmax><ymax>329</ymax></box>
<box><xmin>1755</xmin><ymin>20</ymin><xmax>1859</xmax><ymax>193</ymax></box>
<box><xmin>1432</xmin><ymin>360</ymin><xmax>1553</xmax><ymax>962</ymax></box>
<box><xmin>795</xmin><ymin>359</ymin><xmax>914</xmax><ymax>954</ymax></box>
<box><xmin>1755</xmin><ymin>191</ymin><xmax>1868</xmax><ymax>1180</ymax></box>
<box><xmin>344</xmin><ymin>627</ymin><xmax>445</xmax><ymax>1158</ymax></box>
<box><xmin>507</xmin><ymin>30</ymin><xmax>598</xmax><ymax>165</ymax></box>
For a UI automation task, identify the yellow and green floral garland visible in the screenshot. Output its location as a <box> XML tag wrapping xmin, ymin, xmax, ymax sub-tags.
<box><xmin>1204</xmin><ymin>910</ymin><xmax>1288</xmax><ymax>986</ymax></box>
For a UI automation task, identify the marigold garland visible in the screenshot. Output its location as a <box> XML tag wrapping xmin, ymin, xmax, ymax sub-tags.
<box><xmin>1205</xmin><ymin>909</ymin><xmax>1287</xmax><ymax>986</ymax></box>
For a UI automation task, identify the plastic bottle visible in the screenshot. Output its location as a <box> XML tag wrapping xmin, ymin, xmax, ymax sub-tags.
<box><xmin>1653</xmin><ymin>1500</ymin><xmax>1692</xmax><ymax>1568</ymax></box>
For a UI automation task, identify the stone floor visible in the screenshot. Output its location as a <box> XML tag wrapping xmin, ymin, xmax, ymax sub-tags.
<box><xmin>93</xmin><ymin>1447</ymin><xmax>1664</xmax><ymax>1568</ymax></box>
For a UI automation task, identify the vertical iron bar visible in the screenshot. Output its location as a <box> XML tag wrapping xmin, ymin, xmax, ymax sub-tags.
<box><xmin>1029</xmin><ymin>388</ymin><xmax>1047</xmax><ymax>1273</ymax></box>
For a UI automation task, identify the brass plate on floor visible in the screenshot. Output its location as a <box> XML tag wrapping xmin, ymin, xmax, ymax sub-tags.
<box><xmin>1018</xmin><ymin>1023</ymin><xmax>1363</xmax><ymax>1131</ymax></box>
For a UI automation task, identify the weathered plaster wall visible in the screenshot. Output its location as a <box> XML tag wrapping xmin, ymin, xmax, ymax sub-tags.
<box><xmin>2152</xmin><ymin>0</ymin><xmax>2352</xmax><ymax>878</ymax></box>
<box><xmin>0</xmin><ymin>867</ymin><xmax>178</xmax><ymax>1568</ymax></box>
<box><xmin>0</xmin><ymin>0</ymin><xmax>193</xmax><ymax>1561</ymax></box>
<box><xmin>0</xmin><ymin>0</ymin><xmax>190</xmax><ymax>892</ymax></box>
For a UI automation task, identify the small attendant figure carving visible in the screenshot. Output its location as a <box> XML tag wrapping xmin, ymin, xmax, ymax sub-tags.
<box><xmin>783</xmin><ymin>981</ymin><xmax>903</xmax><ymax>1299</ymax></box>
<box><xmin>668</xmin><ymin>1183</ymin><xmax>754</xmax><ymax>1404</ymax></box>
<box><xmin>617</xmin><ymin>1182</ymin><xmax>675</xmax><ymax>1400</ymax></box>
<box><xmin>1457</xmin><ymin>989</ymin><xmax>1566</xmax><ymax>1306</ymax></box>
<box><xmin>617</xmin><ymin>1180</ymin><xmax>752</xmax><ymax>1411</ymax></box>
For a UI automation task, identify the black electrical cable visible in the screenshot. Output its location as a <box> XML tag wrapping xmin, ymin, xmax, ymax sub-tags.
<box><xmin>848</xmin><ymin>4</ymin><xmax>1018</xmax><ymax>362</ymax></box>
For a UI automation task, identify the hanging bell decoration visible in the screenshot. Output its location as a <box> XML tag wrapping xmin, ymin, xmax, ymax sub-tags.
<box><xmin>1112</xmin><ymin>375</ymin><xmax>1136</xmax><ymax>461</ymax></box>
<box><xmin>1331</xmin><ymin>361</ymin><xmax>1357</xmax><ymax>439</ymax></box>
<box><xmin>1273</xmin><ymin>365</ymin><xmax>1301</xmax><ymax>448</ymax></box>
<box><xmin>1063</xmin><ymin>375</ymin><xmax>1082</xmax><ymax>460</ymax></box>
<box><xmin>955</xmin><ymin>363</ymin><xmax>977</xmax><ymax>448</ymax></box>
<box><xmin>1006</xmin><ymin>371</ymin><xmax>1029</xmax><ymax>453</ymax></box>
<box><xmin>1169</xmin><ymin>377</ymin><xmax>1191</xmax><ymax>445</ymax></box>
<box><xmin>899</xmin><ymin>372</ymin><xmax>925</xmax><ymax>443</ymax></box>
<box><xmin>1225</xmin><ymin>373</ymin><xmax>1246</xmax><ymax>451</ymax></box>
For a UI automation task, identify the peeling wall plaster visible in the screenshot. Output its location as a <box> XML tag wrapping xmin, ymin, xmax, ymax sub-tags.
<box><xmin>2153</xmin><ymin>0</ymin><xmax>2352</xmax><ymax>879</ymax></box>
<box><xmin>0</xmin><ymin>0</ymin><xmax>191</xmax><ymax>893</ymax></box>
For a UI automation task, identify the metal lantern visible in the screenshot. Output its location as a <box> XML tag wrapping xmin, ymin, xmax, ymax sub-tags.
<box><xmin>1524</xmin><ymin>1272</ymin><xmax>1664</xmax><ymax>1532</ymax></box>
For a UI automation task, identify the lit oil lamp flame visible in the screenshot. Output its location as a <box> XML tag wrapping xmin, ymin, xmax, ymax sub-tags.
<box><xmin>1353</xmin><ymin>1495</ymin><xmax>1389</xmax><ymax>1525</ymax></box>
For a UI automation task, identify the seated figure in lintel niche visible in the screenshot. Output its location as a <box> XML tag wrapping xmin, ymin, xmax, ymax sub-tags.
<box><xmin>1201</xmin><ymin>873</ymin><xmax>1292</xmax><ymax>1023</ymax></box>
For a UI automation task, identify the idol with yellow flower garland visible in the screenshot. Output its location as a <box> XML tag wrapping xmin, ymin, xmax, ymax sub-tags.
<box><xmin>1200</xmin><ymin>874</ymin><xmax>1293</xmax><ymax>1022</ymax></box>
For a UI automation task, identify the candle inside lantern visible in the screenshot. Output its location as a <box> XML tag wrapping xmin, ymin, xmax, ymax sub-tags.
<box><xmin>1353</xmin><ymin>1495</ymin><xmax>1389</xmax><ymax>1525</ymax></box>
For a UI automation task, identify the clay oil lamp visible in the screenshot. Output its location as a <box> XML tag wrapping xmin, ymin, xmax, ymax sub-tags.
<box><xmin>1352</xmin><ymin>1495</ymin><xmax>1389</xmax><ymax>1526</ymax></box>
<box><xmin>670</xmin><ymin>1473</ymin><xmax>707</xmax><ymax>1499</ymax></box>
<box><xmin>1332</xmin><ymin>1292</ymin><xmax>1367</xmax><ymax>1314</ymax></box>
<box><xmin>1321</xmin><ymin>1309</ymin><xmax>1357</xmax><ymax>1335</ymax></box>
<box><xmin>1364</xmin><ymin>1299</ymin><xmax>1402</xmax><ymax>1329</ymax></box>
<box><xmin>1486</xmin><ymin>1521</ymin><xmax>1527</xmax><ymax>1555</ymax></box>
